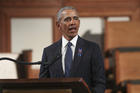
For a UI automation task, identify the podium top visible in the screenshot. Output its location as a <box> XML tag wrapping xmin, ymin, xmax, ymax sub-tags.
<box><xmin>0</xmin><ymin>78</ymin><xmax>91</xmax><ymax>93</ymax></box>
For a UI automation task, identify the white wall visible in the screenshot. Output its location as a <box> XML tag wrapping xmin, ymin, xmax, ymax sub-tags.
<box><xmin>79</xmin><ymin>17</ymin><xmax>104</xmax><ymax>36</ymax></box>
<box><xmin>11</xmin><ymin>18</ymin><xmax>52</xmax><ymax>69</ymax></box>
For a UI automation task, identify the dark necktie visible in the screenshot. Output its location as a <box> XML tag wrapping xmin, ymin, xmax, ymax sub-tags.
<box><xmin>65</xmin><ymin>42</ymin><xmax>72</xmax><ymax>77</ymax></box>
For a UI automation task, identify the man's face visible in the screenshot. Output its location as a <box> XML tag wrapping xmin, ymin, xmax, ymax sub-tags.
<box><xmin>57</xmin><ymin>9</ymin><xmax>80</xmax><ymax>40</ymax></box>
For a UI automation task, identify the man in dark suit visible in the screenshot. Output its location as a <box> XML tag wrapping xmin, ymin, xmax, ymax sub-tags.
<box><xmin>39</xmin><ymin>6</ymin><xmax>106</xmax><ymax>93</ymax></box>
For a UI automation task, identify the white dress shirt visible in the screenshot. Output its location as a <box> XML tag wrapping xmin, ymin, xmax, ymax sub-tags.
<box><xmin>61</xmin><ymin>35</ymin><xmax>78</xmax><ymax>73</ymax></box>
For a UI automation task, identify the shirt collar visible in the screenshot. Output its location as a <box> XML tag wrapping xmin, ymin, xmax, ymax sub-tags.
<box><xmin>62</xmin><ymin>35</ymin><xmax>78</xmax><ymax>48</ymax></box>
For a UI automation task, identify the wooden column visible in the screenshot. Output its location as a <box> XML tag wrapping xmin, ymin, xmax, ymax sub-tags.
<box><xmin>0</xmin><ymin>10</ymin><xmax>11</xmax><ymax>52</ymax></box>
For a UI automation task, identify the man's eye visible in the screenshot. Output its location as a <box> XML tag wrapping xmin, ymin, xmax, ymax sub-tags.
<box><xmin>64</xmin><ymin>17</ymin><xmax>71</xmax><ymax>22</ymax></box>
<box><xmin>73</xmin><ymin>16</ymin><xmax>79</xmax><ymax>20</ymax></box>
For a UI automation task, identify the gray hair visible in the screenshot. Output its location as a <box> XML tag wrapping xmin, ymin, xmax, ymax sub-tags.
<box><xmin>56</xmin><ymin>6</ymin><xmax>78</xmax><ymax>22</ymax></box>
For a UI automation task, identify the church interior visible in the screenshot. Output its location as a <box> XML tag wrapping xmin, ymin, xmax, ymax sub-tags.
<box><xmin>0</xmin><ymin>0</ymin><xmax>140</xmax><ymax>93</ymax></box>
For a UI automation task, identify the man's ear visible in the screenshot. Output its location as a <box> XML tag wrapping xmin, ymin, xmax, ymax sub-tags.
<box><xmin>56</xmin><ymin>22</ymin><xmax>61</xmax><ymax>30</ymax></box>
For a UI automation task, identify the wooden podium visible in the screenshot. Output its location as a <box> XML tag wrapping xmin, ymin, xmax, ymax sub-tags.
<box><xmin>0</xmin><ymin>78</ymin><xmax>91</xmax><ymax>93</ymax></box>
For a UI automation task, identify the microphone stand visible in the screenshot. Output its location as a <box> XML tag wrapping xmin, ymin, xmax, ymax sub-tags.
<box><xmin>0</xmin><ymin>57</ymin><xmax>41</xmax><ymax>65</ymax></box>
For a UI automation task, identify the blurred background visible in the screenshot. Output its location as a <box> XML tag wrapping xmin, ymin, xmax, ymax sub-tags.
<box><xmin>0</xmin><ymin>0</ymin><xmax>140</xmax><ymax>93</ymax></box>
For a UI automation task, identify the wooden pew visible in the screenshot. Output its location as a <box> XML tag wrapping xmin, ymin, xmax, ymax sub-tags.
<box><xmin>115</xmin><ymin>50</ymin><xmax>140</xmax><ymax>85</ymax></box>
<box><xmin>105</xmin><ymin>21</ymin><xmax>140</xmax><ymax>53</ymax></box>
<box><xmin>113</xmin><ymin>49</ymin><xmax>140</xmax><ymax>93</ymax></box>
<box><xmin>127</xmin><ymin>82</ymin><xmax>140</xmax><ymax>93</ymax></box>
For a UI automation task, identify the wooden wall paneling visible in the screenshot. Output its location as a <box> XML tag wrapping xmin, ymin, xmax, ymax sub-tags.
<box><xmin>0</xmin><ymin>0</ymin><xmax>62</xmax><ymax>8</ymax></box>
<box><xmin>63</xmin><ymin>0</ymin><xmax>140</xmax><ymax>7</ymax></box>
<box><xmin>78</xmin><ymin>8</ymin><xmax>134</xmax><ymax>17</ymax></box>
<box><xmin>104</xmin><ymin>17</ymin><xmax>109</xmax><ymax>54</ymax></box>
<box><xmin>63</xmin><ymin>0</ymin><xmax>139</xmax><ymax>17</ymax></box>
<box><xmin>0</xmin><ymin>10</ymin><xmax>11</xmax><ymax>52</ymax></box>
<box><xmin>5</xmin><ymin>13</ymin><xmax>11</xmax><ymax>52</ymax></box>
<box><xmin>104</xmin><ymin>17</ymin><xmax>111</xmax><ymax>70</ymax></box>
<box><xmin>0</xmin><ymin>10</ymin><xmax>5</xmax><ymax>52</ymax></box>
<box><xmin>3</xmin><ymin>8</ymin><xmax>59</xmax><ymax>17</ymax></box>
<box><xmin>53</xmin><ymin>16</ymin><xmax>62</xmax><ymax>42</ymax></box>
<box><xmin>131</xmin><ymin>8</ymin><xmax>140</xmax><ymax>21</ymax></box>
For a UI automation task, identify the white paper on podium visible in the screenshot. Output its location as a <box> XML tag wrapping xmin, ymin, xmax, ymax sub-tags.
<box><xmin>0</xmin><ymin>53</ymin><xmax>19</xmax><ymax>79</ymax></box>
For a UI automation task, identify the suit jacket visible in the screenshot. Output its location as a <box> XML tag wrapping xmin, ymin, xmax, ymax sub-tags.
<box><xmin>39</xmin><ymin>36</ymin><xmax>106</xmax><ymax>93</ymax></box>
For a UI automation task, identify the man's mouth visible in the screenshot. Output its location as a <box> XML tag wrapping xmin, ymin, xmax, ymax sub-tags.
<box><xmin>69</xmin><ymin>27</ymin><xmax>77</xmax><ymax>32</ymax></box>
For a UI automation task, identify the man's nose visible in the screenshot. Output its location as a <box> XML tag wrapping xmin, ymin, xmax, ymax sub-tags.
<box><xmin>70</xmin><ymin>18</ymin><xmax>76</xmax><ymax>25</ymax></box>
